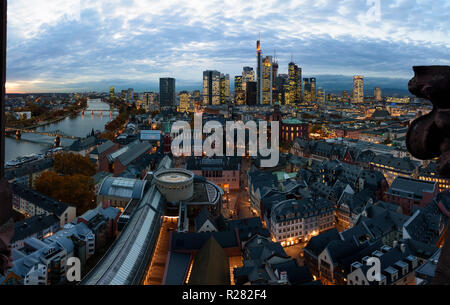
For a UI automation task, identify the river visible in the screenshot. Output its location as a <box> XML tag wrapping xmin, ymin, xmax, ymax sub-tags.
<box><xmin>5</xmin><ymin>99</ymin><xmax>118</xmax><ymax>162</ymax></box>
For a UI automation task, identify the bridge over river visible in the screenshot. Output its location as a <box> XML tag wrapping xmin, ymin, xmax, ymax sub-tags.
<box><xmin>5</xmin><ymin>128</ymin><xmax>81</xmax><ymax>140</ymax></box>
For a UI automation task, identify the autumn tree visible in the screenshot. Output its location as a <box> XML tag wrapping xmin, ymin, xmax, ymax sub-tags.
<box><xmin>54</xmin><ymin>152</ymin><xmax>96</xmax><ymax>176</ymax></box>
<box><xmin>35</xmin><ymin>172</ymin><xmax>96</xmax><ymax>215</ymax></box>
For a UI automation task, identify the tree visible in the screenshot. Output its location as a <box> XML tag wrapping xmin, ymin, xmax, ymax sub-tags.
<box><xmin>35</xmin><ymin>172</ymin><xmax>96</xmax><ymax>215</ymax></box>
<box><xmin>98</xmin><ymin>131</ymin><xmax>115</xmax><ymax>141</ymax></box>
<box><xmin>54</xmin><ymin>153</ymin><xmax>96</xmax><ymax>176</ymax></box>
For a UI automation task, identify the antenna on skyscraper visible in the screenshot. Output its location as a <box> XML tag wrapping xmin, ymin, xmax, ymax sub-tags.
<box><xmin>274</xmin><ymin>49</ymin><xmax>277</xmax><ymax>63</ymax></box>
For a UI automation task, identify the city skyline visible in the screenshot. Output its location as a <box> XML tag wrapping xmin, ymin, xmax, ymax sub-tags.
<box><xmin>5</xmin><ymin>0</ymin><xmax>450</xmax><ymax>93</ymax></box>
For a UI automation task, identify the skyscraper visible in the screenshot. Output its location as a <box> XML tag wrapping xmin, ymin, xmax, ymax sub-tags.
<box><xmin>256</xmin><ymin>39</ymin><xmax>263</xmax><ymax>105</ymax></box>
<box><xmin>220</xmin><ymin>73</ymin><xmax>230</xmax><ymax>104</ymax></box>
<box><xmin>203</xmin><ymin>70</ymin><xmax>221</xmax><ymax>105</ymax></box>
<box><xmin>303</xmin><ymin>78</ymin><xmax>311</xmax><ymax>102</ymax></box>
<box><xmin>374</xmin><ymin>87</ymin><xmax>382</xmax><ymax>102</ymax></box>
<box><xmin>310</xmin><ymin>78</ymin><xmax>317</xmax><ymax>101</ymax></box>
<box><xmin>262</xmin><ymin>56</ymin><xmax>273</xmax><ymax>105</ymax></box>
<box><xmin>160</xmin><ymin>78</ymin><xmax>176</xmax><ymax>107</ymax></box>
<box><xmin>246</xmin><ymin>81</ymin><xmax>257</xmax><ymax>106</ymax></box>
<box><xmin>179</xmin><ymin>91</ymin><xmax>191</xmax><ymax>113</ymax></box>
<box><xmin>275</xmin><ymin>74</ymin><xmax>289</xmax><ymax>105</ymax></box>
<box><xmin>317</xmin><ymin>88</ymin><xmax>325</xmax><ymax>103</ymax></box>
<box><xmin>352</xmin><ymin>76</ymin><xmax>364</xmax><ymax>103</ymax></box>
<box><xmin>109</xmin><ymin>87</ymin><xmax>115</xmax><ymax>99</ymax></box>
<box><xmin>234</xmin><ymin>76</ymin><xmax>243</xmax><ymax>92</ymax></box>
<box><xmin>272</xmin><ymin>52</ymin><xmax>279</xmax><ymax>91</ymax></box>
<box><xmin>242</xmin><ymin>67</ymin><xmax>255</xmax><ymax>92</ymax></box>
<box><xmin>234</xmin><ymin>76</ymin><xmax>245</xmax><ymax>105</ymax></box>
<box><xmin>287</xmin><ymin>62</ymin><xmax>302</xmax><ymax>104</ymax></box>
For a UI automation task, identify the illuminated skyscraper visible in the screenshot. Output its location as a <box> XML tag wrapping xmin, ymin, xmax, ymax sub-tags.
<box><xmin>303</xmin><ymin>78</ymin><xmax>311</xmax><ymax>102</ymax></box>
<box><xmin>220</xmin><ymin>73</ymin><xmax>230</xmax><ymax>104</ymax></box>
<box><xmin>352</xmin><ymin>76</ymin><xmax>364</xmax><ymax>103</ymax></box>
<box><xmin>317</xmin><ymin>88</ymin><xmax>325</xmax><ymax>102</ymax></box>
<box><xmin>262</xmin><ymin>56</ymin><xmax>273</xmax><ymax>105</ymax></box>
<box><xmin>242</xmin><ymin>67</ymin><xmax>255</xmax><ymax>92</ymax></box>
<box><xmin>159</xmin><ymin>78</ymin><xmax>176</xmax><ymax>107</ymax></box>
<box><xmin>256</xmin><ymin>39</ymin><xmax>263</xmax><ymax>105</ymax></box>
<box><xmin>179</xmin><ymin>91</ymin><xmax>192</xmax><ymax>113</ymax></box>
<box><xmin>234</xmin><ymin>76</ymin><xmax>245</xmax><ymax>105</ymax></box>
<box><xmin>310</xmin><ymin>78</ymin><xmax>317</xmax><ymax>101</ymax></box>
<box><xmin>109</xmin><ymin>87</ymin><xmax>115</xmax><ymax>99</ymax></box>
<box><xmin>192</xmin><ymin>90</ymin><xmax>201</xmax><ymax>103</ymax></box>
<box><xmin>272</xmin><ymin>51</ymin><xmax>278</xmax><ymax>91</ymax></box>
<box><xmin>374</xmin><ymin>87</ymin><xmax>382</xmax><ymax>102</ymax></box>
<box><xmin>203</xmin><ymin>70</ymin><xmax>221</xmax><ymax>105</ymax></box>
<box><xmin>287</xmin><ymin>62</ymin><xmax>302</xmax><ymax>104</ymax></box>
<box><xmin>275</xmin><ymin>74</ymin><xmax>289</xmax><ymax>105</ymax></box>
<box><xmin>234</xmin><ymin>76</ymin><xmax>243</xmax><ymax>92</ymax></box>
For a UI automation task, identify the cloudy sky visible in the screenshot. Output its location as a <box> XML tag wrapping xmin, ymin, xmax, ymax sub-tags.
<box><xmin>5</xmin><ymin>0</ymin><xmax>450</xmax><ymax>93</ymax></box>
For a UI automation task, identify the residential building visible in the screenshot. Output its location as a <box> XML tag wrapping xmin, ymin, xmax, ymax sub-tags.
<box><xmin>347</xmin><ymin>243</ymin><xmax>420</xmax><ymax>285</ymax></box>
<box><xmin>186</xmin><ymin>157</ymin><xmax>240</xmax><ymax>191</ymax></box>
<box><xmin>385</xmin><ymin>176</ymin><xmax>438</xmax><ymax>215</ymax></box>
<box><xmin>269</xmin><ymin>197</ymin><xmax>335</xmax><ymax>247</ymax></box>
<box><xmin>11</xmin><ymin>183</ymin><xmax>76</xmax><ymax>228</ymax></box>
<box><xmin>10</xmin><ymin>215</ymin><xmax>60</xmax><ymax>250</ymax></box>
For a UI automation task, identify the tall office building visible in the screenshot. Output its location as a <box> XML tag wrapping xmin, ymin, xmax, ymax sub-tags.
<box><xmin>303</xmin><ymin>78</ymin><xmax>311</xmax><ymax>102</ymax></box>
<box><xmin>317</xmin><ymin>88</ymin><xmax>325</xmax><ymax>103</ymax></box>
<box><xmin>256</xmin><ymin>39</ymin><xmax>263</xmax><ymax>105</ymax></box>
<box><xmin>352</xmin><ymin>76</ymin><xmax>364</xmax><ymax>103</ymax></box>
<box><xmin>374</xmin><ymin>87</ymin><xmax>382</xmax><ymax>102</ymax></box>
<box><xmin>179</xmin><ymin>91</ymin><xmax>191</xmax><ymax>113</ymax></box>
<box><xmin>234</xmin><ymin>76</ymin><xmax>243</xmax><ymax>92</ymax></box>
<box><xmin>192</xmin><ymin>90</ymin><xmax>201</xmax><ymax>103</ymax></box>
<box><xmin>219</xmin><ymin>74</ymin><xmax>230</xmax><ymax>104</ymax></box>
<box><xmin>109</xmin><ymin>87</ymin><xmax>115</xmax><ymax>99</ymax></box>
<box><xmin>246</xmin><ymin>81</ymin><xmax>257</xmax><ymax>106</ymax></box>
<box><xmin>234</xmin><ymin>76</ymin><xmax>245</xmax><ymax>105</ymax></box>
<box><xmin>287</xmin><ymin>62</ymin><xmax>302</xmax><ymax>104</ymax></box>
<box><xmin>242</xmin><ymin>67</ymin><xmax>255</xmax><ymax>91</ymax></box>
<box><xmin>159</xmin><ymin>78</ymin><xmax>176</xmax><ymax>107</ymax></box>
<box><xmin>203</xmin><ymin>70</ymin><xmax>221</xmax><ymax>105</ymax></box>
<box><xmin>275</xmin><ymin>74</ymin><xmax>289</xmax><ymax>105</ymax></box>
<box><xmin>310</xmin><ymin>78</ymin><xmax>317</xmax><ymax>101</ymax></box>
<box><xmin>262</xmin><ymin>56</ymin><xmax>273</xmax><ymax>105</ymax></box>
<box><xmin>272</xmin><ymin>54</ymin><xmax>279</xmax><ymax>91</ymax></box>
<box><xmin>127</xmin><ymin>88</ymin><xmax>134</xmax><ymax>101</ymax></box>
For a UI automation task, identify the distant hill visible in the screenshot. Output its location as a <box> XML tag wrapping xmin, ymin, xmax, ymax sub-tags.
<box><xmin>303</xmin><ymin>75</ymin><xmax>411</xmax><ymax>96</ymax></box>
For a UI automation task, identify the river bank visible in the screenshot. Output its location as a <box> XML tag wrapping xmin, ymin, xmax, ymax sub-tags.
<box><xmin>5</xmin><ymin>99</ymin><xmax>117</xmax><ymax>162</ymax></box>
